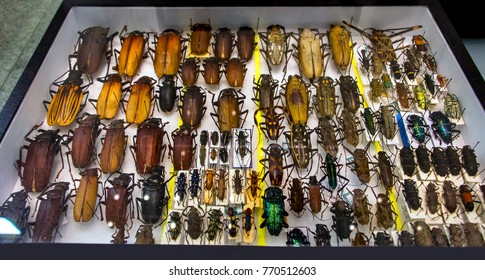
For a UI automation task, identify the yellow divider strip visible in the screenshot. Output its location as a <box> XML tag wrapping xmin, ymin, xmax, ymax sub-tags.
<box><xmin>254</xmin><ymin>34</ymin><xmax>266</xmax><ymax>246</ymax></box>
<box><xmin>351</xmin><ymin>50</ymin><xmax>403</xmax><ymax>230</ymax></box>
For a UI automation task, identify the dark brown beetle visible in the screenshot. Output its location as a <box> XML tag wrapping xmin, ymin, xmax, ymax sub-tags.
<box><xmin>375</xmin><ymin>193</ymin><xmax>396</xmax><ymax>229</ymax></box>
<box><xmin>260</xmin><ymin>143</ymin><xmax>290</xmax><ymax>187</ymax></box>
<box><xmin>352</xmin><ymin>232</ymin><xmax>370</xmax><ymax>246</ymax></box>
<box><xmin>170</xmin><ymin>124</ymin><xmax>197</xmax><ymax>171</ymax></box>
<box><xmin>202</xmin><ymin>57</ymin><xmax>223</xmax><ymax>85</ymax></box>
<box><xmin>179</xmin><ymin>86</ymin><xmax>207</xmax><ymax>130</ymax></box>
<box><xmin>224</xmin><ymin>58</ymin><xmax>247</xmax><ymax>87</ymax></box>
<box><xmin>415</xmin><ymin>144</ymin><xmax>432</xmax><ymax>173</ymax></box>
<box><xmin>376</xmin><ymin>151</ymin><xmax>397</xmax><ymax>191</ymax></box>
<box><xmin>211</xmin><ymin>88</ymin><xmax>248</xmax><ymax>134</ymax></box>
<box><xmin>448</xmin><ymin>224</ymin><xmax>465</xmax><ymax>247</ymax></box>
<box><xmin>236</xmin><ymin>26</ymin><xmax>257</xmax><ymax>61</ymax></box>
<box><xmin>135</xmin><ymin>224</ymin><xmax>155</xmax><ymax>244</ymax></box>
<box><xmin>284</xmin><ymin>123</ymin><xmax>317</xmax><ymax>170</ymax></box>
<box><xmin>232</xmin><ymin>169</ymin><xmax>244</xmax><ymax>197</ymax></box>
<box><xmin>188</xmin><ymin>22</ymin><xmax>212</xmax><ymax>57</ymax></box>
<box><xmin>338</xmin><ymin>75</ymin><xmax>361</xmax><ymax>114</ymax></box>
<box><xmin>252</xmin><ymin>74</ymin><xmax>281</xmax><ymax>110</ymax></box>
<box><xmin>446</xmin><ymin>146</ymin><xmax>462</xmax><ymax>176</ymax></box>
<box><xmin>102</xmin><ymin>172</ymin><xmax>135</xmax><ymax>229</ymax></box>
<box><xmin>442</xmin><ymin>180</ymin><xmax>458</xmax><ymax>213</ymax></box>
<box><xmin>402</xmin><ymin>179</ymin><xmax>421</xmax><ymax>211</ymax></box>
<box><xmin>459</xmin><ymin>184</ymin><xmax>475</xmax><ymax>212</ymax></box>
<box><xmin>432</xmin><ymin>227</ymin><xmax>449</xmax><ymax>247</ymax></box>
<box><xmin>180</xmin><ymin>58</ymin><xmax>200</xmax><ymax>86</ymax></box>
<box><xmin>462</xmin><ymin>145</ymin><xmax>479</xmax><ymax>177</ymax></box>
<box><xmin>72</xmin><ymin>26</ymin><xmax>117</xmax><ymax>76</ymax></box>
<box><xmin>64</xmin><ymin>113</ymin><xmax>101</xmax><ymax>169</ymax></box>
<box><xmin>395</xmin><ymin>82</ymin><xmax>411</xmax><ymax>109</ymax></box>
<box><xmin>463</xmin><ymin>222</ymin><xmax>485</xmax><ymax>247</ymax></box>
<box><xmin>352</xmin><ymin>189</ymin><xmax>371</xmax><ymax>225</ymax></box>
<box><xmin>288</xmin><ymin>178</ymin><xmax>306</xmax><ymax>217</ymax></box>
<box><xmin>99</xmin><ymin>119</ymin><xmax>128</xmax><ymax>174</ymax></box>
<box><xmin>315</xmin><ymin>117</ymin><xmax>339</xmax><ymax>158</ymax></box>
<box><xmin>16</xmin><ymin>123</ymin><xmax>64</xmax><ymax>193</ymax></box>
<box><xmin>216</xmin><ymin>168</ymin><xmax>228</xmax><ymax>201</ymax></box>
<box><xmin>339</xmin><ymin>109</ymin><xmax>362</xmax><ymax>147</ymax></box>
<box><xmin>345</xmin><ymin>146</ymin><xmax>371</xmax><ymax>184</ymax></box>
<box><xmin>31</xmin><ymin>182</ymin><xmax>70</xmax><ymax>243</ymax></box>
<box><xmin>399</xmin><ymin>146</ymin><xmax>417</xmax><ymax>177</ymax></box>
<box><xmin>253</xmin><ymin>74</ymin><xmax>285</xmax><ymax>141</ymax></box>
<box><xmin>413</xmin><ymin>220</ymin><xmax>433</xmax><ymax>247</ymax></box>
<box><xmin>130</xmin><ymin>118</ymin><xmax>168</xmax><ymax>175</ymax></box>
<box><xmin>425</xmin><ymin>182</ymin><xmax>440</xmax><ymax>215</ymax></box>
<box><xmin>212</xmin><ymin>27</ymin><xmax>235</xmax><ymax>60</ymax></box>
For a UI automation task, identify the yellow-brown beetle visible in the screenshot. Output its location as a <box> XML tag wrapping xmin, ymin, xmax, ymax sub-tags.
<box><xmin>45</xmin><ymin>68</ymin><xmax>91</xmax><ymax>127</ymax></box>
<box><xmin>151</xmin><ymin>29</ymin><xmax>185</xmax><ymax>79</ymax></box>
<box><xmin>281</xmin><ymin>75</ymin><xmax>310</xmax><ymax>125</ymax></box>
<box><xmin>210</xmin><ymin>88</ymin><xmax>249</xmax><ymax>133</ymax></box>
<box><xmin>115</xmin><ymin>26</ymin><xmax>149</xmax><ymax>78</ymax></box>
<box><xmin>292</xmin><ymin>28</ymin><xmax>325</xmax><ymax>82</ymax></box>
<box><xmin>99</xmin><ymin>119</ymin><xmax>129</xmax><ymax>174</ymax></box>
<box><xmin>125</xmin><ymin>76</ymin><xmax>156</xmax><ymax>124</ymax></box>
<box><xmin>188</xmin><ymin>21</ymin><xmax>212</xmax><ymax>57</ymax></box>
<box><xmin>224</xmin><ymin>57</ymin><xmax>247</xmax><ymax>87</ymax></box>
<box><xmin>90</xmin><ymin>73</ymin><xmax>129</xmax><ymax>120</ymax></box>
<box><xmin>72</xmin><ymin>168</ymin><xmax>102</xmax><ymax>222</ymax></box>
<box><xmin>328</xmin><ymin>24</ymin><xmax>354</xmax><ymax>72</ymax></box>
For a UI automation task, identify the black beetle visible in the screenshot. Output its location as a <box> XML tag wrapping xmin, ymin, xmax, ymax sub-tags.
<box><xmin>157</xmin><ymin>75</ymin><xmax>181</xmax><ymax>113</ymax></box>
<box><xmin>402</xmin><ymin>179</ymin><xmax>421</xmax><ymax>211</ymax></box>
<box><xmin>399</xmin><ymin>146</ymin><xmax>417</xmax><ymax>177</ymax></box>
<box><xmin>462</xmin><ymin>145</ymin><xmax>479</xmax><ymax>177</ymax></box>
<box><xmin>286</xmin><ymin>228</ymin><xmax>310</xmax><ymax>247</ymax></box>
<box><xmin>431</xmin><ymin>147</ymin><xmax>449</xmax><ymax>177</ymax></box>
<box><xmin>415</xmin><ymin>144</ymin><xmax>431</xmax><ymax>173</ymax></box>
<box><xmin>446</xmin><ymin>146</ymin><xmax>462</xmax><ymax>176</ymax></box>
<box><xmin>398</xmin><ymin>230</ymin><xmax>415</xmax><ymax>247</ymax></box>
<box><xmin>374</xmin><ymin>231</ymin><xmax>394</xmax><ymax>247</ymax></box>
<box><xmin>330</xmin><ymin>200</ymin><xmax>355</xmax><ymax>241</ymax></box>
<box><xmin>0</xmin><ymin>189</ymin><xmax>30</xmax><ymax>241</ymax></box>
<box><xmin>310</xmin><ymin>224</ymin><xmax>331</xmax><ymax>247</ymax></box>
<box><xmin>442</xmin><ymin>180</ymin><xmax>458</xmax><ymax>213</ymax></box>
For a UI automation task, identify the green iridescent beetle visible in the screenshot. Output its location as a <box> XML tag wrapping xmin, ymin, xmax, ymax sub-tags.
<box><xmin>260</xmin><ymin>187</ymin><xmax>289</xmax><ymax>236</ymax></box>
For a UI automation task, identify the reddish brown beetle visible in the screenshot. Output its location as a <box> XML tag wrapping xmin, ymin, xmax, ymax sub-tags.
<box><xmin>99</xmin><ymin>119</ymin><xmax>129</xmax><ymax>174</ymax></box>
<box><xmin>210</xmin><ymin>88</ymin><xmax>248</xmax><ymax>134</ymax></box>
<box><xmin>306</xmin><ymin>175</ymin><xmax>325</xmax><ymax>215</ymax></box>
<box><xmin>170</xmin><ymin>124</ymin><xmax>197</xmax><ymax>171</ymax></box>
<box><xmin>102</xmin><ymin>172</ymin><xmax>135</xmax><ymax>229</ymax></box>
<box><xmin>203</xmin><ymin>168</ymin><xmax>216</xmax><ymax>205</ymax></box>
<box><xmin>71</xmin><ymin>168</ymin><xmax>103</xmax><ymax>222</ymax></box>
<box><xmin>212</xmin><ymin>27</ymin><xmax>235</xmax><ymax>60</ymax></box>
<box><xmin>64</xmin><ymin>113</ymin><xmax>101</xmax><ymax>169</ymax></box>
<box><xmin>16</xmin><ymin>123</ymin><xmax>64</xmax><ymax>193</ymax></box>
<box><xmin>180</xmin><ymin>58</ymin><xmax>200</xmax><ymax>86</ymax></box>
<box><xmin>188</xmin><ymin>22</ymin><xmax>212</xmax><ymax>57</ymax></box>
<box><xmin>202</xmin><ymin>57</ymin><xmax>223</xmax><ymax>85</ymax></box>
<box><xmin>224</xmin><ymin>57</ymin><xmax>247</xmax><ymax>87</ymax></box>
<box><xmin>130</xmin><ymin>118</ymin><xmax>168</xmax><ymax>175</ymax></box>
<box><xmin>115</xmin><ymin>26</ymin><xmax>149</xmax><ymax>78</ymax></box>
<box><xmin>260</xmin><ymin>143</ymin><xmax>292</xmax><ymax>187</ymax></box>
<box><xmin>32</xmin><ymin>182</ymin><xmax>70</xmax><ymax>243</ymax></box>
<box><xmin>236</xmin><ymin>26</ymin><xmax>257</xmax><ymax>61</ymax></box>
<box><xmin>151</xmin><ymin>29</ymin><xmax>185</xmax><ymax>79</ymax></box>
<box><xmin>179</xmin><ymin>85</ymin><xmax>207</xmax><ymax>130</ymax></box>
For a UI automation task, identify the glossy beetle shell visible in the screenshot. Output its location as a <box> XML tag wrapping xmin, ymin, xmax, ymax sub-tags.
<box><xmin>117</xmin><ymin>30</ymin><xmax>146</xmax><ymax>77</ymax></box>
<box><xmin>99</xmin><ymin>120</ymin><xmax>126</xmax><ymax>174</ymax></box>
<box><xmin>225</xmin><ymin>58</ymin><xmax>246</xmax><ymax>87</ymax></box>
<box><xmin>73</xmin><ymin>168</ymin><xmax>100</xmax><ymax>222</ymax></box>
<box><xmin>76</xmin><ymin>26</ymin><xmax>111</xmax><ymax>75</ymax></box>
<box><xmin>96</xmin><ymin>74</ymin><xmax>123</xmax><ymax>119</ymax></box>
<box><xmin>125</xmin><ymin>76</ymin><xmax>155</xmax><ymax>124</ymax></box>
<box><xmin>154</xmin><ymin>29</ymin><xmax>183</xmax><ymax>78</ymax></box>
<box><xmin>134</xmin><ymin>118</ymin><xmax>166</xmax><ymax>175</ymax></box>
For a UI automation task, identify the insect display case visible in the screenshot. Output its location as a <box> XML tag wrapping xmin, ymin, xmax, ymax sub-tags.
<box><xmin>1</xmin><ymin>1</ymin><xmax>485</xmax><ymax>257</ymax></box>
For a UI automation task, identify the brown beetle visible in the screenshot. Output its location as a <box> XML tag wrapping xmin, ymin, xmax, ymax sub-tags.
<box><xmin>130</xmin><ymin>118</ymin><xmax>168</xmax><ymax>175</ymax></box>
<box><xmin>375</xmin><ymin>193</ymin><xmax>396</xmax><ymax>229</ymax></box>
<box><xmin>236</xmin><ymin>26</ymin><xmax>257</xmax><ymax>61</ymax></box>
<box><xmin>352</xmin><ymin>189</ymin><xmax>371</xmax><ymax>225</ymax></box>
<box><xmin>202</xmin><ymin>57</ymin><xmax>223</xmax><ymax>85</ymax></box>
<box><xmin>102</xmin><ymin>172</ymin><xmax>135</xmax><ymax>229</ymax></box>
<box><xmin>212</xmin><ymin>27</ymin><xmax>235</xmax><ymax>60</ymax></box>
<box><xmin>306</xmin><ymin>175</ymin><xmax>325</xmax><ymax>215</ymax></box>
<box><xmin>135</xmin><ymin>224</ymin><xmax>155</xmax><ymax>244</ymax></box>
<box><xmin>210</xmin><ymin>88</ymin><xmax>248</xmax><ymax>133</ymax></box>
<box><xmin>260</xmin><ymin>143</ymin><xmax>291</xmax><ymax>187</ymax></box>
<box><xmin>125</xmin><ymin>76</ymin><xmax>156</xmax><ymax>125</ymax></box>
<box><xmin>16</xmin><ymin>123</ymin><xmax>64</xmax><ymax>193</ymax></box>
<box><xmin>246</xmin><ymin>170</ymin><xmax>262</xmax><ymax>203</ymax></box>
<box><xmin>203</xmin><ymin>169</ymin><xmax>216</xmax><ymax>205</ymax></box>
<box><xmin>115</xmin><ymin>26</ymin><xmax>149</xmax><ymax>78</ymax></box>
<box><xmin>179</xmin><ymin>85</ymin><xmax>207</xmax><ymax>130</ymax></box>
<box><xmin>71</xmin><ymin>168</ymin><xmax>102</xmax><ymax>222</ymax></box>
<box><xmin>90</xmin><ymin>73</ymin><xmax>129</xmax><ymax>120</ymax></box>
<box><xmin>216</xmin><ymin>168</ymin><xmax>228</xmax><ymax>201</ymax></box>
<box><xmin>99</xmin><ymin>119</ymin><xmax>128</xmax><ymax>174</ymax></box>
<box><xmin>32</xmin><ymin>182</ymin><xmax>70</xmax><ymax>243</ymax></box>
<box><xmin>64</xmin><ymin>113</ymin><xmax>101</xmax><ymax>169</ymax></box>
<box><xmin>281</xmin><ymin>75</ymin><xmax>310</xmax><ymax>125</ymax></box>
<box><xmin>224</xmin><ymin>58</ymin><xmax>247</xmax><ymax>87</ymax></box>
<box><xmin>170</xmin><ymin>124</ymin><xmax>197</xmax><ymax>171</ymax></box>
<box><xmin>180</xmin><ymin>58</ymin><xmax>200</xmax><ymax>86</ymax></box>
<box><xmin>111</xmin><ymin>226</ymin><xmax>128</xmax><ymax>244</ymax></box>
<box><xmin>189</xmin><ymin>22</ymin><xmax>212</xmax><ymax>57</ymax></box>
<box><xmin>151</xmin><ymin>29</ymin><xmax>184</xmax><ymax>79</ymax></box>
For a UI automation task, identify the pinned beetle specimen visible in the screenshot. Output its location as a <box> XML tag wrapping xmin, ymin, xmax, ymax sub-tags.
<box><xmin>413</xmin><ymin>35</ymin><xmax>429</xmax><ymax>52</ymax></box>
<box><xmin>232</xmin><ymin>169</ymin><xmax>244</xmax><ymax>201</ymax></box>
<box><xmin>202</xmin><ymin>57</ymin><xmax>223</xmax><ymax>85</ymax></box>
<box><xmin>102</xmin><ymin>172</ymin><xmax>135</xmax><ymax>229</ymax></box>
<box><xmin>378</xmin><ymin>105</ymin><xmax>397</xmax><ymax>140</ymax></box>
<box><xmin>136</xmin><ymin>166</ymin><xmax>172</xmax><ymax>225</ymax></box>
<box><xmin>461</xmin><ymin>145</ymin><xmax>480</xmax><ymax>177</ymax></box>
<box><xmin>260</xmin><ymin>143</ymin><xmax>291</xmax><ymax>187</ymax></box>
<box><xmin>212</xmin><ymin>27</ymin><xmax>235</xmax><ymax>60</ymax></box>
<box><xmin>16</xmin><ymin>124</ymin><xmax>64</xmax><ymax>193</ymax></box>
<box><xmin>442</xmin><ymin>180</ymin><xmax>458</xmax><ymax>213</ymax></box>
<box><xmin>114</xmin><ymin>26</ymin><xmax>149</xmax><ymax>78</ymax></box>
<box><xmin>412</xmin><ymin>220</ymin><xmax>433</xmax><ymax>247</ymax></box>
<box><xmin>259</xmin><ymin>24</ymin><xmax>292</xmax><ymax>76</ymax></box>
<box><xmin>463</xmin><ymin>223</ymin><xmax>485</xmax><ymax>247</ymax></box>
<box><xmin>305</xmin><ymin>175</ymin><xmax>326</xmax><ymax>216</ymax></box>
<box><xmin>130</xmin><ymin>118</ymin><xmax>168</xmax><ymax>175</ymax></box>
<box><xmin>432</xmin><ymin>227</ymin><xmax>449</xmax><ymax>247</ymax></box>
<box><xmin>44</xmin><ymin>66</ymin><xmax>92</xmax><ymax>126</ymax></box>
<box><xmin>188</xmin><ymin>21</ymin><xmax>212</xmax><ymax>57</ymax></box>
<box><xmin>180</xmin><ymin>58</ymin><xmax>200</xmax><ymax>86</ymax></box>
<box><xmin>373</xmin><ymin>231</ymin><xmax>394</xmax><ymax>247</ymax></box>
<box><xmin>226</xmin><ymin>207</ymin><xmax>240</xmax><ymax>239</ymax></box>
<box><xmin>90</xmin><ymin>73</ymin><xmax>129</xmax><ymax>120</ymax></box>
<box><xmin>375</xmin><ymin>193</ymin><xmax>396</xmax><ymax>229</ymax></box>
<box><xmin>260</xmin><ymin>187</ymin><xmax>289</xmax><ymax>236</ymax></box>
<box><xmin>215</xmin><ymin>168</ymin><xmax>228</xmax><ymax>202</ymax></box>
<box><xmin>401</xmin><ymin>179</ymin><xmax>421</xmax><ymax>211</ymax></box>
<box><xmin>205</xmin><ymin>208</ymin><xmax>225</xmax><ymax>244</ymax></box>
<box><xmin>151</xmin><ymin>29</ymin><xmax>184</xmax><ymax>79</ymax></box>
<box><xmin>444</xmin><ymin>93</ymin><xmax>463</xmax><ymax>120</ymax></box>
<box><xmin>375</xmin><ymin>151</ymin><xmax>398</xmax><ymax>191</ymax></box>
<box><xmin>315</xmin><ymin>117</ymin><xmax>339</xmax><ymax>158</ymax></box>
<box><xmin>281</xmin><ymin>75</ymin><xmax>310</xmax><ymax>125</ymax></box>
<box><xmin>71</xmin><ymin>168</ymin><xmax>102</xmax><ymax>223</ymax></box>
<box><xmin>211</xmin><ymin>88</ymin><xmax>248</xmax><ymax>134</ymax></box>
<box><xmin>252</xmin><ymin>74</ymin><xmax>280</xmax><ymax>110</ymax></box>
<box><xmin>448</xmin><ymin>224</ymin><xmax>465</xmax><ymax>247</ymax></box>
<box><xmin>338</xmin><ymin>108</ymin><xmax>363</xmax><ymax>147</ymax></box>
<box><xmin>135</xmin><ymin>224</ymin><xmax>155</xmax><ymax>244</ymax></box>
<box><xmin>330</xmin><ymin>199</ymin><xmax>355</xmax><ymax>241</ymax></box>
<box><xmin>31</xmin><ymin>182</ymin><xmax>70</xmax><ymax>243</ymax></box>
<box><xmin>170</xmin><ymin>125</ymin><xmax>196</xmax><ymax>171</ymax></box>
<box><xmin>345</xmin><ymin>146</ymin><xmax>372</xmax><ymax>184</ymax></box>
<box><xmin>183</xmin><ymin>206</ymin><xmax>205</xmax><ymax>244</ymax></box>
<box><xmin>71</xmin><ymin>26</ymin><xmax>118</xmax><ymax>76</ymax></box>
<box><xmin>157</xmin><ymin>75</ymin><xmax>181</xmax><ymax>114</ymax></box>
<box><xmin>179</xmin><ymin>85</ymin><xmax>207</xmax><ymax>130</ymax></box>
<box><xmin>406</xmin><ymin>114</ymin><xmax>431</xmax><ymax>144</ymax></box>
<box><xmin>292</xmin><ymin>28</ymin><xmax>325</xmax><ymax>82</ymax></box>
<box><xmin>425</xmin><ymin>182</ymin><xmax>440</xmax><ymax>215</ymax></box>
<box><xmin>64</xmin><ymin>113</ymin><xmax>101</xmax><ymax>170</ymax></box>
<box><xmin>399</xmin><ymin>146</ymin><xmax>417</xmax><ymax>177</ymax></box>
<box><xmin>352</xmin><ymin>189</ymin><xmax>371</xmax><ymax>225</ymax></box>
<box><xmin>398</xmin><ymin>230</ymin><xmax>415</xmax><ymax>247</ymax></box>
<box><xmin>246</xmin><ymin>170</ymin><xmax>262</xmax><ymax>204</ymax></box>
<box><xmin>446</xmin><ymin>146</ymin><xmax>462</xmax><ymax>176</ymax></box>
<box><xmin>0</xmin><ymin>190</ymin><xmax>30</xmax><ymax>240</ymax></box>
<box><xmin>124</xmin><ymin>76</ymin><xmax>156</xmax><ymax>125</ymax></box>
<box><xmin>337</xmin><ymin>75</ymin><xmax>361</xmax><ymax>114</ymax></box>
<box><xmin>429</xmin><ymin>111</ymin><xmax>460</xmax><ymax>145</ymax></box>
<box><xmin>286</xmin><ymin>228</ymin><xmax>310</xmax><ymax>247</ymax></box>
<box><xmin>166</xmin><ymin>211</ymin><xmax>183</xmax><ymax>243</ymax></box>
<box><xmin>236</xmin><ymin>26</ymin><xmax>257</xmax><ymax>61</ymax></box>
<box><xmin>99</xmin><ymin>119</ymin><xmax>128</xmax><ymax>174</ymax></box>
<box><xmin>320</xmin><ymin>154</ymin><xmax>349</xmax><ymax>192</ymax></box>
<box><xmin>314</xmin><ymin>76</ymin><xmax>337</xmax><ymax>119</ymax></box>
<box><xmin>413</xmin><ymin>84</ymin><xmax>429</xmax><ymax>111</ymax></box>
<box><xmin>224</xmin><ymin>57</ymin><xmax>247</xmax><ymax>87</ymax></box>
<box><xmin>352</xmin><ymin>232</ymin><xmax>369</xmax><ymax>246</ymax></box>
<box><xmin>328</xmin><ymin>24</ymin><xmax>354</xmax><ymax>72</ymax></box>
<box><xmin>284</xmin><ymin>123</ymin><xmax>317</xmax><ymax>171</ymax></box>
<box><xmin>287</xmin><ymin>178</ymin><xmax>306</xmax><ymax>217</ymax></box>
<box><xmin>203</xmin><ymin>169</ymin><xmax>216</xmax><ymax>205</ymax></box>
<box><xmin>396</xmin><ymin>82</ymin><xmax>411</xmax><ymax>109</ymax></box>
<box><xmin>361</xmin><ymin>107</ymin><xmax>378</xmax><ymax>137</ymax></box>
<box><xmin>459</xmin><ymin>184</ymin><xmax>475</xmax><ymax>212</ymax></box>
<box><xmin>415</xmin><ymin>144</ymin><xmax>432</xmax><ymax>174</ymax></box>
<box><xmin>431</xmin><ymin>147</ymin><xmax>449</xmax><ymax>177</ymax></box>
